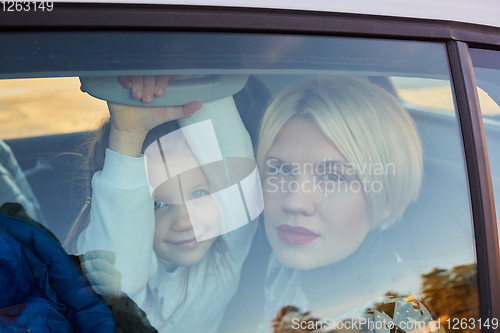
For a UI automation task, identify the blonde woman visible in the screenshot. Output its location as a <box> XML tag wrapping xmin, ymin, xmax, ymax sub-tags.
<box><xmin>256</xmin><ymin>76</ymin><xmax>424</xmax><ymax>329</ymax></box>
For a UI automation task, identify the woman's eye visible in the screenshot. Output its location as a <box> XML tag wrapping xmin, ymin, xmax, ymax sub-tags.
<box><xmin>154</xmin><ymin>201</ymin><xmax>168</xmax><ymax>210</ymax></box>
<box><xmin>321</xmin><ymin>173</ymin><xmax>344</xmax><ymax>182</ymax></box>
<box><xmin>190</xmin><ymin>190</ymin><xmax>208</xmax><ymax>199</ymax></box>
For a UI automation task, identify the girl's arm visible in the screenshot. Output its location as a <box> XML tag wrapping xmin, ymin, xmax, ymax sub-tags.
<box><xmin>79</xmin><ymin>148</ymin><xmax>155</xmax><ymax>301</ymax></box>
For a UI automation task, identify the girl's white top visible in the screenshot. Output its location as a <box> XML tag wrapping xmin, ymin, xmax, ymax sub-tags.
<box><xmin>78</xmin><ymin>149</ymin><xmax>257</xmax><ymax>332</ymax></box>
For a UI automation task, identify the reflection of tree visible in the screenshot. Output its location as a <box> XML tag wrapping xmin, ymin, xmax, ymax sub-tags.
<box><xmin>368</xmin><ymin>264</ymin><xmax>480</xmax><ymax>333</ymax></box>
<box><xmin>270</xmin><ymin>264</ymin><xmax>480</xmax><ymax>333</ymax></box>
<box><xmin>272</xmin><ymin>306</ymin><xmax>321</xmax><ymax>333</ymax></box>
<box><xmin>420</xmin><ymin>264</ymin><xmax>480</xmax><ymax>333</ymax></box>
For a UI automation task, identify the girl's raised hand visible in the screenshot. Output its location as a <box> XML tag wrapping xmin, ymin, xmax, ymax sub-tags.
<box><xmin>107</xmin><ymin>75</ymin><xmax>202</xmax><ymax>157</ymax></box>
<box><xmin>119</xmin><ymin>75</ymin><xmax>169</xmax><ymax>104</ymax></box>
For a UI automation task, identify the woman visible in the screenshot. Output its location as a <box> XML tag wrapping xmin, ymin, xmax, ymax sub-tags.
<box><xmin>256</xmin><ymin>76</ymin><xmax>424</xmax><ymax>330</ymax></box>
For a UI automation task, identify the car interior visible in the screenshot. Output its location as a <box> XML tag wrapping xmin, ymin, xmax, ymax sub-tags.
<box><xmin>1</xmin><ymin>31</ymin><xmax>491</xmax><ymax>331</ymax></box>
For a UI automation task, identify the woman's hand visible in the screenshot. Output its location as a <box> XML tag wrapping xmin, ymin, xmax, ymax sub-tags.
<box><xmin>107</xmin><ymin>75</ymin><xmax>202</xmax><ymax>157</ymax></box>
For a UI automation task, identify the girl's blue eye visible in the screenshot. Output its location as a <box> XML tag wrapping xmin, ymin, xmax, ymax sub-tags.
<box><xmin>154</xmin><ymin>201</ymin><xmax>168</xmax><ymax>210</ymax></box>
<box><xmin>321</xmin><ymin>173</ymin><xmax>343</xmax><ymax>182</ymax></box>
<box><xmin>277</xmin><ymin>165</ymin><xmax>291</xmax><ymax>176</ymax></box>
<box><xmin>190</xmin><ymin>190</ymin><xmax>207</xmax><ymax>199</ymax></box>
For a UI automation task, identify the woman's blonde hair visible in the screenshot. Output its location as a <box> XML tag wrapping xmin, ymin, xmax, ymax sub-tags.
<box><xmin>257</xmin><ymin>76</ymin><xmax>423</xmax><ymax>229</ymax></box>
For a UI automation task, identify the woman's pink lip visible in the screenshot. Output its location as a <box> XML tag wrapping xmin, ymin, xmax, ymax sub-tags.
<box><xmin>277</xmin><ymin>224</ymin><xmax>319</xmax><ymax>245</ymax></box>
<box><xmin>167</xmin><ymin>238</ymin><xmax>200</xmax><ymax>250</ymax></box>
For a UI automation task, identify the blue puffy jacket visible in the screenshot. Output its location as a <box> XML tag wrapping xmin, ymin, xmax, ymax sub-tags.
<box><xmin>0</xmin><ymin>203</ymin><xmax>115</xmax><ymax>333</ymax></box>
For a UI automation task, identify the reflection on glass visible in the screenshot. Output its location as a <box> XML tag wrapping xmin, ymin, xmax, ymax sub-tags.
<box><xmin>0</xmin><ymin>34</ymin><xmax>480</xmax><ymax>333</ymax></box>
<box><xmin>471</xmin><ymin>48</ymin><xmax>500</xmax><ymax>262</ymax></box>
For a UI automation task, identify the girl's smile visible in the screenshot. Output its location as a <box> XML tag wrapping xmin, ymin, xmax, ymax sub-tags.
<box><xmin>167</xmin><ymin>237</ymin><xmax>202</xmax><ymax>250</ymax></box>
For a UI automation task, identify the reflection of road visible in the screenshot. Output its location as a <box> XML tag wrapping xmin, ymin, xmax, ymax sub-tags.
<box><xmin>2</xmin><ymin>77</ymin><xmax>499</xmax><ymax>140</ymax></box>
<box><xmin>394</xmin><ymin>80</ymin><xmax>500</xmax><ymax>115</ymax></box>
<box><xmin>0</xmin><ymin>77</ymin><xmax>109</xmax><ymax>140</ymax></box>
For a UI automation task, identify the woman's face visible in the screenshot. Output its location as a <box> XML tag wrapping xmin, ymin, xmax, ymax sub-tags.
<box><xmin>150</xmin><ymin>150</ymin><xmax>220</xmax><ymax>267</ymax></box>
<box><xmin>263</xmin><ymin>117</ymin><xmax>371</xmax><ymax>270</ymax></box>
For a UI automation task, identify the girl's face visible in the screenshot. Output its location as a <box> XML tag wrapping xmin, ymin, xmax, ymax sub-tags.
<box><xmin>150</xmin><ymin>150</ymin><xmax>220</xmax><ymax>267</ymax></box>
<box><xmin>263</xmin><ymin>117</ymin><xmax>371</xmax><ymax>270</ymax></box>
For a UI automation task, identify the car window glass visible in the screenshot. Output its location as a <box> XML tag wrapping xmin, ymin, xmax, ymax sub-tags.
<box><xmin>391</xmin><ymin>76</ymin><xmax>500</xmax><ymax>116</ymax></box>
<box><xmin>0</xmin><ymin>77</ymin><xmax>108</xmax><ymax>139</ymax></box>
<box><xmin>0</xmin><ymin>33</ymin><xmax>482</xmax><ymax>333</ymax></box>
<box><xmin>470</xmin><ymin>47</ymin><xmax>500</xmax><ymax>248</ymax></box>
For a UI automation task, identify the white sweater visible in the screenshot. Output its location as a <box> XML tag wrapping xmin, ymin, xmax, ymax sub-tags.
<box><xmin>78</xmin><ymin>149</ymin><xmax>257</xmax><ymax>333</ymax></box>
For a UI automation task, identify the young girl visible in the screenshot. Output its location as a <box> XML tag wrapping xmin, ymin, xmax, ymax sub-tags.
<box><xmin>65</xmin><ymin>75</ymin><xmax>259</xmax><ymax>333</ymax></box>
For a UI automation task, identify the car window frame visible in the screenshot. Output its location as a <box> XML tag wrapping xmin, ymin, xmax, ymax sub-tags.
<box><xmin>1</xmin><ymin>3</ymin><xmax>500</xmax><ymax>330</ymax></box>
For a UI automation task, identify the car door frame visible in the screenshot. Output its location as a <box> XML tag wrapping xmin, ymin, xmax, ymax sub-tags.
<box><xmin>1</xmin><ymin>3</ymin><xmax>500</xmax><ymax>329</ymax></box>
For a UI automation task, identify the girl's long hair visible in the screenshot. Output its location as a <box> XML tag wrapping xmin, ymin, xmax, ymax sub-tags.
<box><xmin>64</xmin><ymin>118</ymin><xmax>112</xmax><ymax>253</ymax></box>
